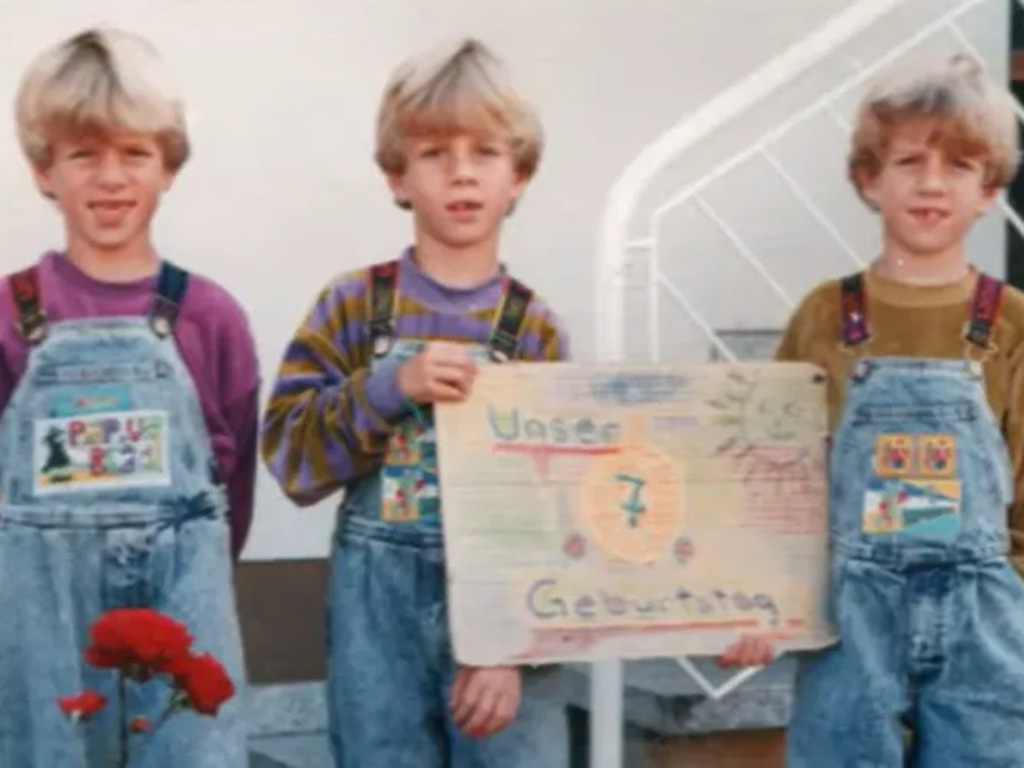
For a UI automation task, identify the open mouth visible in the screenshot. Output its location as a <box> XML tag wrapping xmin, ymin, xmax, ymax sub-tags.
<box><xmin>907</xmin><ymin>208</ymin><xmax>950</xmax><ymax>226</ymax></box>
<box><xmin>87</xmin><ymin>200</ymin><xmax>137</xmax><ymax>226</ymax></box>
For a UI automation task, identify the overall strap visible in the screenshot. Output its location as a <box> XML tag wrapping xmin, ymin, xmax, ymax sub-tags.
<box><xmin>368</xmin><ymin>260</ymin><xmax>399</xmax><ymax>358</ymax></box>
<box><xmin>9</xmin><ymin>265</ymin><xmax>48</xmax><ymax>345</ymax></box>
<box><xmin>149</xmin><ymin>261</ymin><xmax>190</xmax><ymax>338</ymax></box>
<box><xmin>963</xmin><ymin>272</ymin><xmax>1004</xmax><ymax>350</ymax></box>
<box><xmin>839</xmin><ymin>272</ymin><xmax>870</xmax><ymax>347</ymax></box>
<box><xmin>488</xmin><ymin>276</ymin><xmax>533</xmax><ymax>362</ymax></box>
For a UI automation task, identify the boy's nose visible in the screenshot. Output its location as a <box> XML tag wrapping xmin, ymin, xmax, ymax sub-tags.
<box><xmin>94</xmin><ymin>154</ymin><xmax>130</xmax><ymax>187</ymax></box>
<box><xmin>449</xmin><ymin>152</ymin><xmax>478</xmax><ymax>184</ymax></box>
<box><xmin>916</xmin><ymin>157</ymin><xmax>948</xmax><ymax>193</ymax></box>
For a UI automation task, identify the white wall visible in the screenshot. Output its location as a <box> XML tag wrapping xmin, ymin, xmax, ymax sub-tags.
<box><xmin>0</xmin><ymin>0</ymin><xmax>1010</xmax><ymax>560</ymax></box>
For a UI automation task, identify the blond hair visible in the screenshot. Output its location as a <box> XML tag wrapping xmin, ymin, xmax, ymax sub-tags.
<box><xmin>375</xmin><ymin>38</ymin><xmax>542</xmax><ymax>180</ymax></box>
<box><xmin>15</xmin><ymin>27</ymin><xmax>189</xmax><ymax>172</ymax></box>
<box><xmin>848</xmin><ymin>55</ymin><xmax>1020</xmax><ymax>196</ymax></box>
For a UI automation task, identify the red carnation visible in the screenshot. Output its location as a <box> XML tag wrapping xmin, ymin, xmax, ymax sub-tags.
<box><xmin>58</xmin><ymin>690</ymin><xmax>107</xmax><ymax>720</ymax></box>
<box><xmin>130</xmin><ymin>716</ymin><xmax>151</xmax><ymax>733</ymax></box>
<box><xmin>167</xmin><ymin>653</ymin><xmax>235</xmax><ymax>716</ymax></box>
<box><xmin>85</xmin><ymin>608</ymin><xmax>194</xmax><ymax>679</ymax></box>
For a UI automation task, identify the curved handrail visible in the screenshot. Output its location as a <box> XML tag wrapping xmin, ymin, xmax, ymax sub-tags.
<box><xmin>593</xmin><ymin>0</ymin><xmax>995</xmax><ymax>369</ymax></box>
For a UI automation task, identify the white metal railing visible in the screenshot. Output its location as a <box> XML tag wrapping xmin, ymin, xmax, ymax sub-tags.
<box><xmin>591</xmin><ymin>0</ymin><xmax>1023</xmax><ymax>765</ymax></box>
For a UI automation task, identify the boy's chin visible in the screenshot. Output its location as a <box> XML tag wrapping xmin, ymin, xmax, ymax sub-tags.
<box><xmin>430</xmin><ymin>226</ymin><xmax>502</xmax><ymax>250</ymax></box>
<box><xmin>78</xmin><ymin>228</ymin><xmax>151</xmax><ymax>252</ymax></box>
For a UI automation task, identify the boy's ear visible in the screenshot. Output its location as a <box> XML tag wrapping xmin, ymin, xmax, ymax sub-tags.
<box><xmin>976</xmin><ymin>184</ymin><xmax>1000</xmax><ymax>216</ymax></box>
<box><xmin>33</xmin><ymin>165</ymin><xmax>57</xmax><ymax>200</ymax></box>
<box><xmin>505</xmin><ymin>168</ymin><xmax>529</xmax><ymax>216</ymax></box>
<box><xmin>161</xmin><ymin>169</ymin><xmax>177</xmax><ymax>194</ymax></box>
<box><xmin>387</xmin><ymin>173</ymin><xmax>407</xmax><ymax>205</ymax></box>
<box><xmin>512</xmin><ymin>169</ymin><xmax>528</xmax><ymax>199</ymax></box>
<box><xmin>853</xmin><ymin>167</ymin><xmax>881</xmax><ymax>212</ymax></box>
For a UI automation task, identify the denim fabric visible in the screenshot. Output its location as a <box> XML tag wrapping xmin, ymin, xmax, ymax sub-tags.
<box><xmin>787</xmin><ymin>358</ymin><xmax>1024</xmax><ymax>767</ymax></box>
<box><xmin>327</xmin><ymin>339</ymin><xmax>568</xmax><ymax>767</ymax></box>
<box><xmin>326</xmin><ymin>518</ymin><xmax>569</xmax><ymax>768</ymax></box>
<box><xmin>0</xmin><ymin>317</ymin><xmax>246</xmax><ymax>767</ymax></box>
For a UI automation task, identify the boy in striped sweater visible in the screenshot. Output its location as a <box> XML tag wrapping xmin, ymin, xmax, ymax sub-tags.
<box><xmin>261</xmin><ymin>38</ymin><xmax>569</xmax><ymax>768</ymax></box>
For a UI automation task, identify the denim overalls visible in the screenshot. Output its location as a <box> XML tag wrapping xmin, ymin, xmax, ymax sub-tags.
<box><xmin>786</xmin><ymin>272</ymin><xmax>1024</xmax><ymax>767</ymax></box>
<box><xmin>326</xmin><ymin>261</ymin><xmax>568</xmax><ymax>768</ymax></box>
<box><xmin>0</xmin><ymin>262</ymin><xmax>247</xmax><ymax>767</ymax></box>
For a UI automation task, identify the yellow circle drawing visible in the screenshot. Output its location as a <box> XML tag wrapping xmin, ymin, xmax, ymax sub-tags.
<box><xmin>581</xmin><ymin>445</ymin><xmax>683</xmax><ymax>563</ymax></box>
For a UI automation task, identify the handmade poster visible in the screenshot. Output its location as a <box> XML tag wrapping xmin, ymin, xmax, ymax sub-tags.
<box><xmin>434</xmin><ymin>362</ymin><xmax>837</xmax><ymax>666</ymax></box>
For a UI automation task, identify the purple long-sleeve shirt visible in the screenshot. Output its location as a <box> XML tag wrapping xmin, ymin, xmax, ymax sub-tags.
<box><xmin>0</xmin><ymin>252</ymin><xmax>260</xmax><ymax>558</ymax></box>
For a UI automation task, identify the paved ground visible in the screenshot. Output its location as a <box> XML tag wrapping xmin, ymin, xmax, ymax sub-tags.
<box><xmin>248</xmin><ymin>728</ymin><xmax>787</xmax><ymax>767</ymax></box>
<box><xmin>249</xmin><ymin>735</ymin><xmax>332</xmax><ymax>767</ymax></box>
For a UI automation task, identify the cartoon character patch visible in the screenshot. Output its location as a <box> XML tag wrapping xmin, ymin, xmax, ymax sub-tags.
<box><xmin>873</xmin><ymin>434</ymin><xmax>913</xmax><ymax>477</ymax></box>
<box><xmin>376</xmin><ymin>339</ymin><xmax>492</xmax><ymax>527</ymax></box>
<box><xmin>33</xmin><ymin>409</ymin><xmax>170</xmax><ymax>495</ymax></box>
<box><xmin>919</xmin><ymin>435</ymin><xmax>956</xmax><ymax>478</ymax></box>
<box><xmin>380</xmin><ymin>419</ymin><xmax>440</xmax><ymax>525</ymax></box>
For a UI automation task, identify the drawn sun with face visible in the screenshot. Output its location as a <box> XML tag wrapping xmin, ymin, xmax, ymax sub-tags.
<box><xmin>707</xmin><ymin>368</ymin><xmax>821</xmax><ymax>480</ymax></box>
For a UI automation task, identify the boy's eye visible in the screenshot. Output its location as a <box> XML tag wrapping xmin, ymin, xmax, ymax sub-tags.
<box><xmin>895</xmin><ymin>155</ymin><xmax>921</xmax><ymax>166</ymax></box>
<box><xmin>419</xmin><ymin>146</ymin><xmax>442</xmax><ymax>158</ymax></box>
<box><xmin>125</xmin><ymin>146</ymin><xmax>152</xmax><ymax>157</ymax></box>
<box><xmin>477</xmin><ymin>144</ymin><xmax>501</xmax><ymax>156</ymax></box>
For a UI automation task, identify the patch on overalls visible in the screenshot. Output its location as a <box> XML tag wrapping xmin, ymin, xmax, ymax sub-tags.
<box><xmin>381</xmin><ymin>419</ymin><xmax>439</xmax><ymax>524</ymax></box>
<box><xmin>50</xmin><ymin>384</ymin><xmax>134</xmax><ymax>418</ymax></box>
<box><xmin>378</xmin><ymin>340</ymin><xmax>432</xmax><ymax>524</ymax></box>
<box><xmin>377</xmin><ymin>340</ymin><xmax>495</xmax><ymax>526</ymax></box>
<box><xmin>873</xmin><ymin>434</ymin><xmax>913</xmax><ymax>477</ymax></box>
<box><xmin>862</xmin><ymin>477</ymin><xmax>961</xmax><ymax>538</ymax></box>
<box><xmin>918</xmin><ymin>435</ymin><xmax>956</xmax><ymax>477</ymax></box>
<box><xmin>865</xmin><ymin>434</ymin><xmax>961</xmax><ymax>538</ymax></box>
<box><xmin>32</xmin><ymin>410</ymin><xmax>170</xmax><ymax>495</ymax></box>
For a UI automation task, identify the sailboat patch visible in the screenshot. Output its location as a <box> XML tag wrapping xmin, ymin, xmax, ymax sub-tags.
<box><xmin>861</xmin><ymin>477</ymin><xmax>961</xmax><ymax>540</ymax></box>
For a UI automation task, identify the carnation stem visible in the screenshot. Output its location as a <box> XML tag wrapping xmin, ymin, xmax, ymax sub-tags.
<box><xmin>137</xmin><ymin>691</ymin><xmax>180</xmax><ymax>754</ymax></box>
<box><xmin>118</xmin><ymin>674</ymin><xmax>129</xmax><ymax>768</ymax></box>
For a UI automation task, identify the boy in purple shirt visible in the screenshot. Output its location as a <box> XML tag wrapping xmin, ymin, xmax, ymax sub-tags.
<box><xmin>0</xmin><ymin>27</ymin><xmax>256</xmax><ymax>766</ymax></box>
<box><xmin>261</xmin><ymin>39</ymin><xmax>569</xmax><ymax>767</ymax></box>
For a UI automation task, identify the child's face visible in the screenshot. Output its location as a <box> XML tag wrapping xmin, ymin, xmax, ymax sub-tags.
<box><xmin>860</xmin><ymin>122</ymin><xmax>998</xmax><ymax>259</ymax></box>
<box><xmin>388</xmin><ymin>130</ymin><xmax>525</xmax><ymax>250</ymax></box>
<box><xmin>34</xmin><ymin>130</ymin><xmax>174</xmax><ymax>254</ymax></box>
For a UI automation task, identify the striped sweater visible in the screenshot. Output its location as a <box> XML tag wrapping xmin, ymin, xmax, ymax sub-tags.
<box><xmin>261</xmin><ymin>249</ymin><xmax>570</xmax><ymax>506</ymax></box>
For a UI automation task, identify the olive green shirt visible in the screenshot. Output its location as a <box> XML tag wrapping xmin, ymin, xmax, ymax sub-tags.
<box><xmin>777</xmin><ymin>268</ymin><xmax>1024</xmax><ymax>577</ymax></box>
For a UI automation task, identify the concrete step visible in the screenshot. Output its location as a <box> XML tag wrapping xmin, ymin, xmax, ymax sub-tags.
<box><xmin>249</xmin><ymin>733</ymin><xmax>332</xmax><ymax>767</ymax></box>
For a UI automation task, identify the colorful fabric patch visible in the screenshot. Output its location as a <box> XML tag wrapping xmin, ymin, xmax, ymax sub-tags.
<box><xmin>873</xmin><ymin>434</ymin><xmax>913</xmax><ymax>478</ymax></box>
<box><xmin>49</xmin><ymin>384</ymin><xmax>133</xmax><ymax>418</ymax></box>
<box><xmin>384</xmin><ymin>427</ymin><xmax>421</xmax><ymax>468</ymax></box>
<box><xmin>377</xmin><ymin>340</ymin><xmax>491</xmax><ymax>526</ymax></box>
<box><xmin>919</xmin><ymin>435</ymin><xmax>956</xmax><ymax>478</ymax></box>
<box><xmin>862</xmin><ymin>477</ymin><xmax>961</xmax><ymax>539</ymax></box>
<box><xmin>381</xmin><ymin>419</ymin><xmax>439</xmax><ymax>525</ymax></box>
<box><xmin>33</xmin><ymin>410</ymin><xmax>170</xmax><ymax>495</ymax></box>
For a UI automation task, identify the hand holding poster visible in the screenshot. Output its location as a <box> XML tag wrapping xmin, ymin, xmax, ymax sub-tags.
<box><xmin>434</xmin><ymin>362</ymin><xmax>837</xmax><ymax>666</ymax></box>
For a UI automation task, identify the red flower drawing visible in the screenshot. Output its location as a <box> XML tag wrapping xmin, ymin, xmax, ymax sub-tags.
<box><xmin>563</xmin><ymin>533</ymin><xmax>586</xmax><ymax>560</ymax></box>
